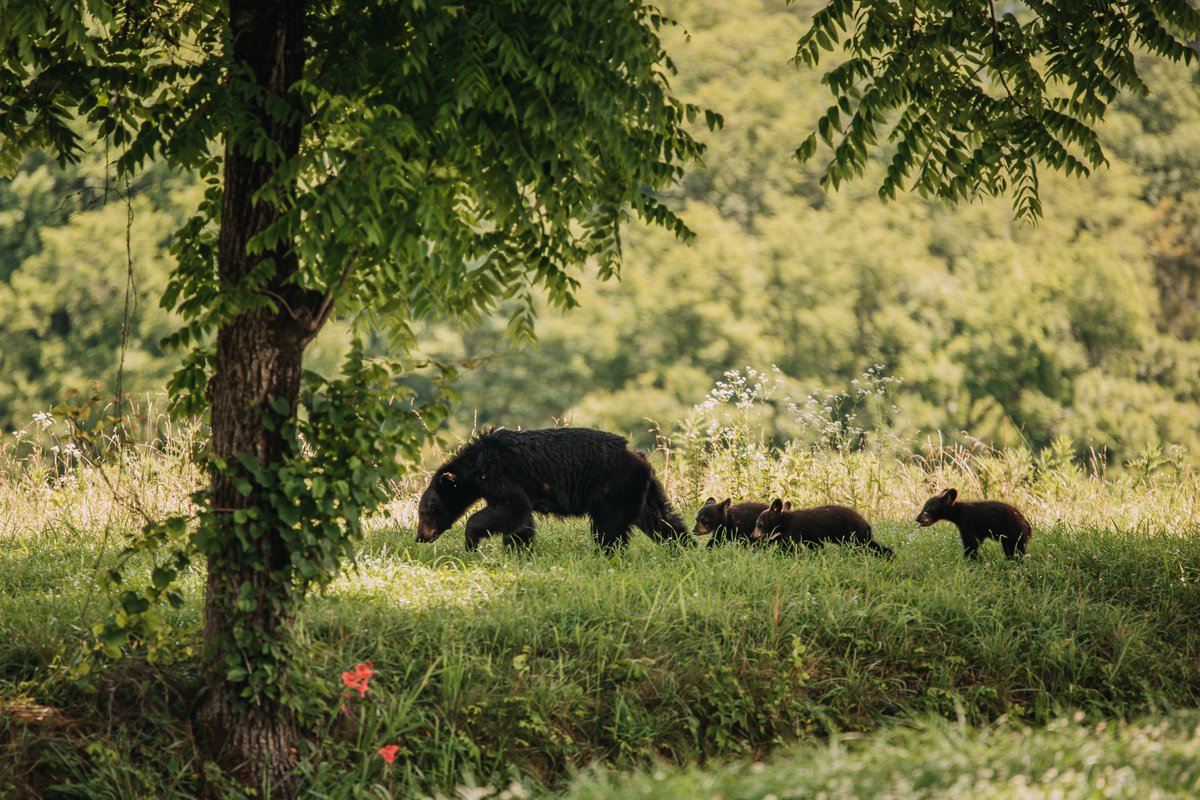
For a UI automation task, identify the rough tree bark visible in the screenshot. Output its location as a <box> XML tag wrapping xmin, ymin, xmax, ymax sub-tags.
<box><xmin>196</xmin><ymin>0</ymin><xmax>318</xmax><ymax>791</ymax></box>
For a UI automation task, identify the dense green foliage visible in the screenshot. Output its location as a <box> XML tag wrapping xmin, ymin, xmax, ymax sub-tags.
<box><xmin>423</xmin><ymin>0</ymin><xmax>1200</xmax><ymax>463</ymax></box>
<box><xmin>0</xmin><ymin>150</ymin><xmax>357</xmax><ymax>432</ymax></box>
<box><xmin>2</xmin><ymin>0</ymin><xmax>1198</xmax><ymax>465</ymax></box>
<box><xmin>0</xmin><ymin>155</ymin><xmax>184</xmax><ymax>426</ymax></box>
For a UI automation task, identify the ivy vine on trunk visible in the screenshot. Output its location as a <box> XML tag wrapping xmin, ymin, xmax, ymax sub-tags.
<box><xmin>199</xmin><ymin>1</ymin><xmax>307</xmax><ymax>782</ymax></box>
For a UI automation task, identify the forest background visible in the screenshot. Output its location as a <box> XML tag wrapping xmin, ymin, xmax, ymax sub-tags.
<box><xmin>3</xmin><ymin>0</ymin><xmax>1199</xmax><ymax>466</ymax></box>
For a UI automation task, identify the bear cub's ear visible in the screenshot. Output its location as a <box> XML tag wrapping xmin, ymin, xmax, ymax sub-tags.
<box><xmin>704</xmin><ymin>497</ymin><xmax>717</xmax><ymax>506</ymax></box>
<box><xmin>438</xmin><ymin>472</ymin><xmax>458</xmax><ymax>489</ymax></box>
<box><xmin>782</xmin><ymin>501</ymin><xmax>793</xmax><ymax>511</ymax></box>
<box><xmin>940</xmin><ymin>488</ymin><xmax>957</xmax><ymax>504</ymax></box>
<box><xmin>719</xmin><ymin>498</ymin><xmax>732</xmax><ymax>510</ymax></box>
<box><xmin>769</xmin><ymin>498</ymin><xmax>784</xmax><ymax>513</ymax></box>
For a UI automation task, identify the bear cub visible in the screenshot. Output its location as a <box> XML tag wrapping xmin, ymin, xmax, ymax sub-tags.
<box><xmin>752</xmin><ymin>499</ymin><xmax>894</xmax><ymax>558</ymax></box>
<box><xmin>693</xmin><ymin>497</ymin><xmax>770</xmax><ymax>547</ymax></box>
<box><xmin>916</xmin><ymin>488</ymin><xmax>1031</xmax><ymax>559</ymax></box>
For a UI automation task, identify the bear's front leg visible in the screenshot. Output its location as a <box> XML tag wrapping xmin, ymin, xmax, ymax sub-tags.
<box><xmin>502</xmin><ymin>516</ymin><xmax>536</xmax><ymax>549</ymax></box>
<box><xmin>959</xmin><ymin>529</ymin><xmax>982</xmax><ymax>559</ymax></box>
<box><xmin>464</xmin><ymin>497</ymin><xmax>535</xmax><ymax>551</ymax></box>
<box><xmin>999</xmin><ymin>531</ymin><xmax>1028</xmax><ymax>559</ymax></box>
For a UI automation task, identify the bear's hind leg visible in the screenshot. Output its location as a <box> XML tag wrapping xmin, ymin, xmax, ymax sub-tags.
<box><xmin>503</xmin><ymin>514</ymin><xmax>536</xmax><ymax>549</ymax></box>
<box><xmin>855</xmin><ymin>525</ymin><xmax>894</xmax><ymax>559</ymax></box>
<box><xmin>866</xmin><ymin>539</ymin><xmax>895</xmax><ymax>559</ymax></box>
<box><xmin>634</xmin><ymin>480</ymin><xmax>691</xmax><ymax>545</ymax></box>
<box><xmin>643</xmin><ymin>512</ymin><xmax>691</xmax><ymax>545</ymax></box>
<box><xmin>590</xmin><ymin>512</ymin><xmax>632</xmax><ymax>555</ymax></box>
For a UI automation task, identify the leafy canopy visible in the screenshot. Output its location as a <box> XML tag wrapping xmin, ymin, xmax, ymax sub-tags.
<box><xmin>793</xmin><ymin>0</ymin><xmax>1200</xmax><ymax>219</ymax></box>
<box><xmin>1</xmin><ymin>0</ymin><xmax>716</xmax><ymax>352</ymax></box>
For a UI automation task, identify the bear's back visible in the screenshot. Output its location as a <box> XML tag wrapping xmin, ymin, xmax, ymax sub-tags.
<box><xmin>726</xmin><ymin>502</ymin><xmax>769</xmax><ymax>534</ymax></box>
<box><xmin>468</xmin><ymin>428</ymin><xmax>644</xmax><ymax>514</ymax></box>
<box><xmin>957</xmin><ymin>500</ymin><xmax>1031</xmax><ymax>535</ymax></box>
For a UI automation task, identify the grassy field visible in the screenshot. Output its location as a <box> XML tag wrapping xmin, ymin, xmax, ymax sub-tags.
<box><xmin>3</xmin><ymin>499</ymin><xmax>1200</xmax><ymax>798</ymax></box>
<box><xmin>563</xmin><ymin>713</ymin><xmax>1200</xmax><ymax>799</ymax></box>
<box><xmin>2</xmin><ymin>407</ymin><xmax>1199</xmax><ymax>797</ymax></box>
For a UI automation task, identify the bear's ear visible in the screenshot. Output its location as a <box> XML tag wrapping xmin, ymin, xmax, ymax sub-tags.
<box><xmin>783</xmin><ymin>501</ymin><xmax>793</xmax><ymax>511</ymax></box>
<box><xmin>719</xmin><ymin>498</ymin><xmax>732</xmax><ymax>511</ymax></box>
<box><xmin>770</xmin><ymin>498</ymin><xmax>784</xmax><ymax>512</ymax></box>
<box><xmin>438</xmin><ymin>472</ymin><xmax>457</xmax><ymax>489</ymax></box>
<box><xmin>941</xmin><ymin>488</ymin><xmax>957</xmax><ymax>504</ymax></box>
<box><xmin>704</xmin><ymin>497</ymin><xmax>717</xmax><ymax>506</ymax></box>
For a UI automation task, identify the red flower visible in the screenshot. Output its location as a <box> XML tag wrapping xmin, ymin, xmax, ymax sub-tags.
<box><xmin>377</xmin><ymin>744</ymin><xmax>399</xmax><ymax>764</ymax></box>
<box><xmin>341</xmin><ymin>661</ymin><xmax>376</xmax><ymax>698</ymax></box>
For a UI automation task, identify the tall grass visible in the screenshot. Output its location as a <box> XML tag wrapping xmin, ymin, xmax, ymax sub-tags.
<box><xmin>4</xmin><ymin>382</ymin><xmax>1197</xmax><ymax>546</ymax></box>
<box><xmin>0</xmin><ymin>398</ymin><xmax>202</xmax><ymax>541</ymax></box>
<box><xmin>675</xmin><ymin>367</ymin><xmax>1200</xmax><ymax>536</ymax></box>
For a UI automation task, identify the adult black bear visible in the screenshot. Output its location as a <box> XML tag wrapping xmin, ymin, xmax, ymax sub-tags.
<box><xmin>751</xmin><ymin>499</ymin><xmax>894</xmax><ymax>557</ymax></box>
<box><xmin>693</xmin><ymin>497</ymin><xmax>770</xmax><ymax>547</ymax></box>
<box><xmin>415</xmin><ymin>428</ymin><xmax>691</xmax><ymax>552</ymax></box>
<box><xmin>916</xmin><ymin>488</ymin><xmax>1031</xmax><ymax>559</ymax></box>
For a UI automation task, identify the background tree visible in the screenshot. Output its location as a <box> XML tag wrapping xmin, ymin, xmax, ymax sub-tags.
<box><xmin>412</xmin><ymin>0</ymin><xmax>1200</xmax><ymax>463</ymax></box>
<box><xmin>794</xmin><ymin>0</ymin><xmax>1200</xmax><ymax>219</ymax></box>
<box><xmin>0</xmin><ymin>152</ymin><xmax>191</xmax><ymax>429</ymax></box>
<box><xmin>1</xmin><ymin>0</ymin><xmax>713</xmax><ymax>788</ymax></box>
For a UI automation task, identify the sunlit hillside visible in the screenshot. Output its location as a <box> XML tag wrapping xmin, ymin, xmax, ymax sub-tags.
<box><xmin>417</xmin><ymin>0</ymin><xmax>1200</xmax><ymax>462</ymax></box>
<box><xmin>1</xmin><ymin>2</ymin><xmax>1198</xmax><ymax>459</ymax></box>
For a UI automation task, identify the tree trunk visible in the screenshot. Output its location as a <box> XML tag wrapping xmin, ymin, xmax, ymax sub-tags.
<box><xmin>196</xmin><ymin>0</ymin><xmax>314</xmax><ymax>792</ymax></box>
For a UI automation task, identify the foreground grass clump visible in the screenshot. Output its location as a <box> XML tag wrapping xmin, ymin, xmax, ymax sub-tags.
<box><xmin>561</xmin><ymin>712</ymin><xmax>1200</xmax><ymax>800</ymax></box>
<box><xmin>8</xmin><ymin>510</ymin><xmax>1199</xmax><ymax>797</ymax></box>
<box><xmin>293</xmin><ymin>522</ymin><xmax>1200</xmax><ymax>793</ymax></box>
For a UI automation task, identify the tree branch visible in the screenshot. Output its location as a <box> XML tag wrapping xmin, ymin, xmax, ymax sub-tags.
<box><xmin>302</xmin><ymin>250</ymin><xmax>357</xmax><ymax>344</ymax></box>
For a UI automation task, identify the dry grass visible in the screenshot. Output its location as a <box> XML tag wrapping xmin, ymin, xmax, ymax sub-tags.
<box><xmin>0</xmin><ymin>400</ymin><xmax>201</xmax><ymax>541</ymax></box>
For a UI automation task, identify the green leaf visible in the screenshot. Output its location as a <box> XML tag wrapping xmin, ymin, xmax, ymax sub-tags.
<box><xmin>151</xmin><ymin>567</ymin><xmax>176</xmax><ymax>591</ymax></box>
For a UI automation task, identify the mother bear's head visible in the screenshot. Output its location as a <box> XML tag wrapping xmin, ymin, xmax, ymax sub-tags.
<box><xmin>415</xmin><ymin>471</ymin><xmax>475</xmax><ymax>542</ymax></box>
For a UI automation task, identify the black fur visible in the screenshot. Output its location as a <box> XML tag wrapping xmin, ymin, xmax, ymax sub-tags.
<box><xmin>415</xmin><ymin>427</ymin><xmax>691</xmax><ymax>553</ymax></box>
<box><xmin>751</xmin><ymin>499</ymin><xmax>893</xmax><ymax>558</ymax></box>
<box><xmin>693</xmin><ymin>497</ymin><xmax>769</xmax><ymax>548</ymax></box>
<box><xmin>917</xmin><ymin>488</ymin><xmax>1031</xmax><ymax>559</ymax></box>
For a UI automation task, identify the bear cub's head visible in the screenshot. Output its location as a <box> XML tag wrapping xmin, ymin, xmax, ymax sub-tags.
<box><xmin>916</xmin><ymin>488</ymin><xmax>957</xmax><ymax>527</ymax></box>
<box><xmin>693</xmin><ymin>497</ymin><xmax>731</xmax><ymax>535</ymax></box>
<box><xmin>751</xmin><ymin>498</ymin><xmax>791</xmax><ymax>543</ymax></box>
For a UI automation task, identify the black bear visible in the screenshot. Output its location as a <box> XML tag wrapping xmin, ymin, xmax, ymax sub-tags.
<box><xmin>693</xmin><ymin>497</ymin><xmax>770</xmax><ymax>547</ymax></box>
<box><xmin>415</xmin><ymin>427</ymin><xmax>691</xmax><ymax>552</ymax></box>
<box><xmin>916</xmin><ymin>488</ymin><xmax>1031</xmax><ymax>559</ymax></box>
<box><xmin>751</xmin><ymin>499</ymin><xmax>894</xmax><ymax>557</ymax></box>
